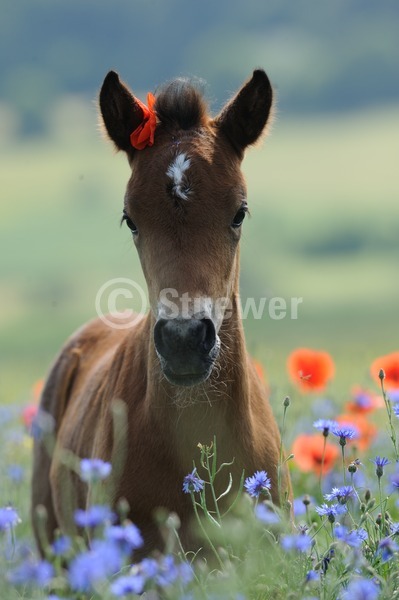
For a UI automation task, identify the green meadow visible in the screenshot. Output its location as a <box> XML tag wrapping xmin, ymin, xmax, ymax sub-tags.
<box><xmin>1</xmin><ymin>102</ymin><xmax>398</xmax><ymax>409</ymax></box>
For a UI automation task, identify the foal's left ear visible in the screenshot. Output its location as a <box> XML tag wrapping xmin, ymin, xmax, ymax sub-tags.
<box><xmin>214</xmin><ymin>69</ymin><xmax>273</xmax><ymax>156</ymax></box>
<box><xmin>99</xmin><ymin>71</ymin><xmax>144</xmax><ymax>153</ymax></box>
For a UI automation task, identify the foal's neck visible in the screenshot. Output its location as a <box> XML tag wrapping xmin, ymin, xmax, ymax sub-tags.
<box><xmin>138</xmin><ymin>289</ymin><xmax>254</xmax><ymax>474</ymax></box>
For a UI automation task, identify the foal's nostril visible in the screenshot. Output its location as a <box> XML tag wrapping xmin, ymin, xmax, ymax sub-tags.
<box><xmin>153</xmin><ymin>318</ymin><xmax>169</xmax><ymax>357</ymax></box>
<box><xmin>200</xmin><ymin>318</ymin><xmax>216</xmax><ymax>354</ymax></box>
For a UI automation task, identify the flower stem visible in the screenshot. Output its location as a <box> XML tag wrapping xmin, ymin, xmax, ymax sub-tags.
<box><xmin>378</xmin><ymin>478</ymin><xmax>386</xmax><ymax>536</ymax></box>
<box><xmin>278</xmin><ymin>397</ymin><xmax>290</xmax><ymax>504</ymax></box>
<box><xmin>319</xmin><ymin>436</ymin><xmax>327</xmax><ymax>493</ymax></box>
<box><xmin>191</xmin><ymin>494</ymin><xmax>224</xmax><ymax>570</ymax></box>
<box><xmin>380</xmin><ymin>377</ymin><xmax>399</xmax><ymax>461</ymax></box>
<box><xmin>341</xmin><ymin>445</ymin><xmax>346</xmax><ymax>484</ymax></box>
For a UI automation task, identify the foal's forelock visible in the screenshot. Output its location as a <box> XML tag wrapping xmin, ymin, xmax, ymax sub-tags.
<box><xmin>154</xmin><ymin>78</ymin><xmax>209</xmax><ymax>132</ymax></box>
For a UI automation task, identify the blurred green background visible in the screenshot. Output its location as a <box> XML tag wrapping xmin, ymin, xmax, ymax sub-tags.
<box><xmin>1</xmin><ymin>0</ymin><xmax>398</xmax><ymax>408</ymax></box>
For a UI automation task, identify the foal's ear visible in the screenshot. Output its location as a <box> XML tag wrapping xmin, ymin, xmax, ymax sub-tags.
<box><xmin>99</xmin><ymin>71</ymin><xmax>144</xmax><ymax>153</ymax></box>
<box><xmin>214</xmin><ymin>69</ymin><xmax>273</xmax><ymax>156</ymax></box>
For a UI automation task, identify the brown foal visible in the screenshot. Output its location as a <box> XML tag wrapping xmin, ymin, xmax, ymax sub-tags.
<box><xmin>31</xmin><ymin>69</ymin><xmax>291</xmax><ymax>554</ymax></box>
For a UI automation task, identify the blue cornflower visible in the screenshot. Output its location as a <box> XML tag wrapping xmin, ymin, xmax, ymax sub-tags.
<box><xmin>324</xmin><ymin>486</ymin><xmax>354</xmax><ymax>505</ymax></box>
<box><xmin>0</xmin><ymin>406</ymin><xmax>13</xmax><ymax>425</ymax></box>
<box><xmin>390</xmin><ymin>472</ymin><xmax>399</xmax><ymax>492</ymax></box>
<box><xmin>179</xmin><ymin>561</ymin><xmax>195</xmax><ymax>585</ymax></box>
<box><xmin>69</xmin><ymin>540</ymin><xmax>123</xmax><ymax>592</ymax></box>
<box><xmin>331</xmin><ymin>426</ymin><xmax>358</xmax><ymax>445</ymax></box>
<box><xmin>293</xmin><ymin>495</ymin><xmax>314</xmax><ymax>516</ymax></box>
<box><xmin>139</xmin><ymin>557</ymin><xmax>158</xmax><ymax>579</ymax></box>
<box><xmin>9</xmin><ymin>559</ymin><xmax>54</xmax><ymax>586</ymax></box>
<box><xmin>313</xmin><ymin>419</ymin><xmax>338</xmax><ymax>437</ymax></box>
<box><xmin>356</xmin><ymin>528</ymin><xmax>368</xmax><ymax>542</ymax></box>
<box><xmin>52</xmin><ymin>535</ymin><xmax>71</xmax><ymax>556</ymax></box>
<box><xmin>7</xmin><ymin>465</ymin><xmax>24</xmax><ymax>483</ymax></box>
<box><xmin>182</xmin><ymin>469</ymin><xmax>204</xmax><ymax>494</ymax></box>
<box><xmin>306</xmin><ymin>570</ymin><xmax>320</xmax><ymax>582</ymax></box>
<box><xmin>281</xmin><ymin>533</ymin><xmax>312</xmax><ymax>553</ymax></box>
<box><xmin>110</xmin><ymin>574</ymin><xmax>145</xmax><ymax>596</ymax></box>
<box><xmin>0</xmin><ymin>506</ymin><xmax>21</xmax><ymax>531</ymax></box>
<box><xmin>150</xmin><ymin>555</ymin><xmax>194</xmax><ymax>587</ymax></box>
<box><xmin>370</xmin><ymin>456</ymin><xmax>391</xmax><ymax>479</ymax></box>
<box><xmin>371</xmin><ymin>456</ymin><xmax>390</xmax><ymax>467</ymax></box>
<box><xmin>163</xmin><ymin>556</ymin><xmax>193</xmax><ymax>587</ymax></box>
<box><xmin>244</xmin><ymin>470</ymin><xmax>271</xmax><ymax>498</ymax></box>
<box><xmin>74</xmin><ymin>505</ymin><xmax>116</xmax><ymax>528</ymax></box>
<box><xmin>31</xmin><ymin>410</ymin><xmax>55</xmax><ymax>440</ymax></box>
<box><xmin>376</xmin><ymin>537</ymin><xmax>399</xmax><ymax>563</ymax></box>
<box><xmin>79</xmin><ymin>458</ymin><xmax>112</xmax><ymax>483</ymax></box>
<box><xmin>352</xmin><ymin>389</ymin><xmax>374</xmax><ymax>410</ymax></box>
<box><xmin>105</xmin><ymin>523</ymin><xmax>143</xmax><ymax>554</ymax></box>
<box><xmin>255</xmin><ymin>503</ymin><xmax>280</xmax><ymax>525</ymax></box>
<box><xmin>390</xmin><ymin>522</ymin><xmax>399</xmax><ymax>535</ymax></box>
<box><xmin>389</xmin><ymin>389</ymin><xmax>399</xmax><ymax>403</ymax></box>
<box><xmin>341</xmin><ymin>578</ymin><xmax>380</xmax><ymax>600</ymax></box>
<box><xmin>155</xmin><ymin>555</ymin><xmax>179</xmax><ymax>586</ymax></box>
<box><xmin>315</xmin><ymin>503</ymin><xmax>346</xmax><ymax>523</ymax></box>
<box><xmin>334</xmin><ymin>524</ymin><xmax>366</xmax><ymax>548</ymax></box>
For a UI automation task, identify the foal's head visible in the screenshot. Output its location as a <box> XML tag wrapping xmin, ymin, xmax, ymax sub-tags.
<box><xmin>100</xmin><ymin>70</ymin><xmax>273</xmax><ymax>387</ymax></box>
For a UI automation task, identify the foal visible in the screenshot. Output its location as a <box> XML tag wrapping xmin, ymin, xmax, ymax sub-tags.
<box><xmin>32</xmin><ymin>69</ymin><xmax>291</xmax><ymax>553</ymax></box>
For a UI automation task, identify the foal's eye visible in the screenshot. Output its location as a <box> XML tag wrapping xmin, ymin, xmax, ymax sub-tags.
<box><xmin>121</xmin><ymin>212</ymin><xmax>138</xmax><ymax>235</ymax></box>
<box><xmin>231</xmin><ymin>207</ymin><xmax>247</xmax><ymax>229</ymax></box>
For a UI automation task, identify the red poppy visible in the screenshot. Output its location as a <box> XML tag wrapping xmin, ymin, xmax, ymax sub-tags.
<box><xmin>292</xmin><ymin>434</ymin><xmax>339</xmax><ymax>475</ymax></box>
<box><xmin>32</xmin><ymin>378</ymin><xmax>44</xmax><ymax>401</ymax></box>
<box><xmin>336</xmin><ymin>413</ymin><xmax>377</xmax><ymax>451</ymax></box>
<box><xmin>21</xmin><ymin>379</ymin><xmax>43</xmax><ymax>431</ymax></box>
<box><xmin>287</xmin><ymin>348</ymin><xmax>335</xmax><ymax>392</ymax></box>
<box><xmin>22</xmin><ymin>404</ymin><xmax>38</xmax><ymax>431</ymax></box>
<box><xmin>345</xmin><ymin>386</ymin><xmax>383</xmax><ymax>414</ymax></box>
<box><xmin>370</xmin><ymin>352</ymin><xmax>399</xmax><ymax>391</ymax></box>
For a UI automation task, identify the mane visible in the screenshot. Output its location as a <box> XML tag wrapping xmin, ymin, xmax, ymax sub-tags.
<box><xmin>154</xmin><ymin>78</ymin><xmax>209</xmax><ymax>131</ymax></box>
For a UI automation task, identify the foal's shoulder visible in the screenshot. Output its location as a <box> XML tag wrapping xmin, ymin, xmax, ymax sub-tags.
<box><xmin>66</xmin><ymin>313</ymin><xmax>140</xmax><ymax>351</ymax></box>
<box><xmin>38</xmin><ymin>315</ymin><xmax>139</xmax><ymax>420</ymax></box>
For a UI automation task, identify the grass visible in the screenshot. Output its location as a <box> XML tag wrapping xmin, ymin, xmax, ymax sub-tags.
<box><xmin>1</xmin><ymin>366</ymin><xmax>399</xmax><ymax>598</ymax></box>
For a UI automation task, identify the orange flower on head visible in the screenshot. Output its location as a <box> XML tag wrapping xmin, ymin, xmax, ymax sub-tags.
<box><xmin>292</xmin><ymin>433</ymin><xmax>339</xmax><ymax>475</ymax></box>
<box><xmin>130</xmin><ymin>92</ymin><xmax>157</xmax><ymax>150</ymax></box>
<box><xmin>370</xmin><ymin>352</ymin><xmax>399</xmax><ymax>391</ymax></box>
<box><xmin>336</xmin><ymin>413</ymin><xmax>377</xmax><ymax>451</ymax></box>
<box><xmin>287</xmin><ymin>348</ymin><xmax>335</xmax><ymax>392</ymax></box>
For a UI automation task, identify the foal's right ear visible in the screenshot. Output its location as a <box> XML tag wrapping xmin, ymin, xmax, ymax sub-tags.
<box><xmin>99</xmin><ymin>71</ymin><xmax>144</xmax><ymax>153</ymax></box>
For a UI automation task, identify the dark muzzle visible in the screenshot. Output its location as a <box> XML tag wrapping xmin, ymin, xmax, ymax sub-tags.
<box><xmin>154</xmin><ymin>318</ymin><xmax>219</xmax><ymax>386</ymax></box>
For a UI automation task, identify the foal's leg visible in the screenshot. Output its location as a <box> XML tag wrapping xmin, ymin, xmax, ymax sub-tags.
<box><xmin>31</xmin><ymin>346</ymin><xmax>80</xmax><ymax>554</ymax></box>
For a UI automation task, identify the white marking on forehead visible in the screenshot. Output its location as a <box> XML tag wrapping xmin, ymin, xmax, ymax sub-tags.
<box><xmin>166</xmin><ymin>152</ymin><xmax>191</xmax><ymax>200</ymax></box>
